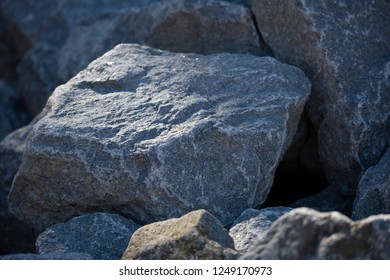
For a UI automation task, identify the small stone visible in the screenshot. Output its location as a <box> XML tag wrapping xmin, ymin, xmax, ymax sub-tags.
<box><xmin>122</xmin><ymin>209</ymin><xmax>238</xmax><ymax>260</ymax></box>
<box><xmin>36</xmin><ymin>212</ymin><xmax>140</xmax><ymax>260</ymax></box>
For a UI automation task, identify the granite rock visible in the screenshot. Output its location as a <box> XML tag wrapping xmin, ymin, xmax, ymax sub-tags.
<box><xmin>36</xmin><ymin>212</ymin><xmax>140</xmax><ymax>260</ymax></box>
<box><xmin>8</xmin><ymin>44</ymin><xmax>310</xmax><ymax>231</ymax></box>
<box><xmin>122</xmin><ymin>209</ymin><xmax>238</xmax><ymax>260</ymax></box>
<box><xmin>229</xmin><ymin>207</ymin><xmax>291</xmax><ymax>253</ymax></box>
<box><xmin>252</xmin><ymin>0</ymin><xmax>390</xmax><ymax>194</ymax></box>
<box><xmin>241</xmin><ymin>207</ymin><xmax>390</xmax><ymax>259</ymax></box>
<box><xmin>352</xmin><ymin>148</ymin><xmax>390</xmax><ymax>220</ymax></box>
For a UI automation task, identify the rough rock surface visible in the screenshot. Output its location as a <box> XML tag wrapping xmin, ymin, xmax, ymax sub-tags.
<box><xmin>241</xmin><ymin>207</ymin><xmax>390</xmax><ymax>260</ymax></box>
<box><xmin>3</xmin><ymin>0</ymin><xmax>268</xmax><ymax>116</ymax></box>
<box><xmin>36</xmin><ymin>212</ymin><xmax>140</xmax><ymax>260</ymax></box>
<box><xmin>352</xmin><ymin>148</ymin><xmax>390</xmax><ymax>220</ymax></box>
<box><xmin>0</xmin><ymin>252</ymin><xmax>92</xmax><ymax>260</ymax></box>
<box><xmin>122</xmin><ymin>209</ymin><xmax>238</xmax><ymax>260</ymax></box>
<box><xmin>252</xmin><ymin>0</ymin><xmax>390</xmax><ymax>194</ymax></box>
<box><xmin>8</xmin><ymin>44</ymin><xmax>310</xmax><ymax>231</ymax></box>
<box><xmin>229</xmin><ymin>207</ymin><xmax>291</xmax><ymax>253</ymax></box>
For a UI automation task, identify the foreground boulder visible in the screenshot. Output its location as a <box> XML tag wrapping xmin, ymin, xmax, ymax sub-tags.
<box><xmin>36</xmin><ymin>212</ymin><xmax>140</xmax><ymax>260</ymax></box>
<box><xmin>229</xmin><ymin>207</ymin><xmax>291</xmax><ymax>253</ymax></box>
<box><xmin>3</xmin><ymin>0</ymin><xmax>268</xmax><ymax>116</ymax></box>
<box><xmin>122</xmin><ymin>209</ymin><xmax>238</xmax><ymax>260</ymax></box>
<box><xmin>241</xmin><ymin>207</ymin><xmax>390</xmax><ymax>259</ymax></box>
<box><xmin>252</xmin><ymin>0</ymin><xmax>390</xmax><ymax>194</ymax></box>
<box><xmin>8</xmin><ymin>44</ymin><xmax>310</xmax><ymax>231</ymax></box>
<box><xmin>352</xmin><ymin>148</ymin><xmax>390</xmax><ymax>220</ymax></box>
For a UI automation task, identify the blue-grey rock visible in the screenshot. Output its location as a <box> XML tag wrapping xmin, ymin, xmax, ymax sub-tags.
<box><xmin>8</xmin><ymin>44</ymin><xmax>310</xmax><ymax>231</ymax></box>
<box><xmin>229</xmin><ymin>207</ymin><xmax>291</xmax><ymax>253</ymax></box>
<box><xmin>241</xmin><ymin>207</ymin><xmax>390</xmax><ymax>260</ymax></box>
<box><xmin>3</xmin><ymin>0</ymin><xmax>268</xmax><ymax>116</ymax></box>
<box><xmin>352</xmin><ymin>148</ymin><xmax>390</xmax><ymax>220</ymax></box>
<box><xmin>36</xmin><ymin>212</ymin><xmax>140</xmax><ymax>260</ymax></box>
<box><xmin>0</xmin><ymin>81</ymin><xmax>28</xmax><ymax>141</ymax></box>
<box><xmin>251</xmin><ymin>0</ymin><xmax>390</xmax><ymax>195</ymax></box>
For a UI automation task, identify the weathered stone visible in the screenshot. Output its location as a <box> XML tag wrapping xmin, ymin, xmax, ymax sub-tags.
<box><xmin>0</xmin><ymin>122</ymin><xmax>36</xmax><ymax>255</ymax></box>
<box><xmin>229</xmin><ymin>207</ymin><xmax>291</xmax><ymax>253</ymax></box>
<box><xmin>122</xmin><ymin>209</ymin><xmax>238</xmax><ymax>260</ymax></box>
<box><xmin>252</xmin><ymin>0</ymin><xmax>390</xmax><ymax>194</ymax></box>
<box><xmin>352</xmin><ymin>148</ymin><xmax>390</xmax><ymax>220</ymax></box>
<box><xmin>36</xmin><ymin>212</ymin><xmax>140</xmax><ymax>260</ymax></box>
<box><xmin>0</xmin><ymin>81</ymin><xmax>28</xmax><ymax>140</ymax></box>
<box><xmin>0</xmin><ymin>252</ymin><xmax>92</xmax><ymax>260</ymax></box>
<box><xmin>9</xmin><ymin>44</ymin><xmax>310</xmax><ymax>231</ymax></box>
<box><xmin>241</xmin><ymin>207</ymin><xmax>390</xmax><ymax>260</ymax></box>
<box><xmin>4</xmin><ymin>0</ymin><xmax>268</xmax><ymax>116</ymax></box>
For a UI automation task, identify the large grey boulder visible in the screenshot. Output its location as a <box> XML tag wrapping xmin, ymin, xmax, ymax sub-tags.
<box><xmin>241</xmin><ymin>207</ymin><xmax>390</xmax><ymax>260</ymax></box>
<box><xmin>3</xmin><ymin>0</ymin><xmax>268</xmax><ymax>116</ymax></box>
<box><xmin>352</xmin><ymin>148</ymin><xmax>390</xmax><ymax>220</ymax></box>
<box><xmin>8</xmin><ymin>44</ymin><xmax>310</xmax><ymax>231</ymax></box>
<box><xmin>122</xmin><ymin>209</ymin><xmax>238</xmax><ymax>260</ymax></box>
<box><xmin>229</xmin><ymin>207</ymin><xmax>291</xmax><ymax>253</ymax></box>
<box><xmin>251</xmin><ymin>0</ymin><xmax>390</xmax><ymax>194</ymax></box>
<box><xmin>36</xmin><ymin>212</ymin><xmax>140</xmax><ymax>260</ymax></box>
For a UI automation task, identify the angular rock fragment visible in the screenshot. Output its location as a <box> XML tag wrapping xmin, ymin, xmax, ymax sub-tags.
<box><xmin>241</xmin><ymin>207</ymin><xmax>390</xmax><ymax>260</ymax></box>
<box><xmin>36</xmin><ymin>212</ymin><xmax>140</xmax><ymax>260</ymax></box>
<box><xmin>122</xmin><ymin>209</ymin><xmax>238</xmax><ymax>260</ymax></box>
<box><xmin>352</xmin><ymin>148</ymin><xmax>390</xmax><ymax>220</ymax></box>
<box><xmin>3</xmin><ymin>0</ymin><xmax>268</xmax><ymax>116</ymax></box>
<box><xmin>252</xmin><ymin>0</ymin><xmax>390</xmax><ymax>194</ymax></box>
<box><xmin>9</xmin><ymin>44</ymin><xmax>310</xmax><ymax>231</ymax></box>
<box><xmin>229</xmin><ymin>207</ymin><xmax>291</xmax><ymax>253</ymax></box>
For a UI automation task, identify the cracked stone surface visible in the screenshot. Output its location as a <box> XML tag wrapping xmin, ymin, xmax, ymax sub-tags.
<box><xmin>8</xmin><ymin>44</ymin><xmax>310</xmax><ymax>232</ymax></box>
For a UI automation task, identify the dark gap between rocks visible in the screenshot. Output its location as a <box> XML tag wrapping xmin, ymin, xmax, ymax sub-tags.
<box><xmin>261</xmin><ymin>119</ymin><xmax>329</xmax><ymax>208</ymax></box>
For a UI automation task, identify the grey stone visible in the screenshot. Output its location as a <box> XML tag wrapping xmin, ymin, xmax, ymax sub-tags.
<box><xmin>36</xmin><ymin>212</ymin><xmax>140</xmax><ymax>260</ymax></box>
<box><xmin>8</xmin><ymin>44</ymin><xmax>310</xmax><ymax>231</ymax></box>
<box><xmin>241</xmin><ymin>207</ymin><xmax>390</xmax><ymax>260</ymax></box>
<box><xmin>352</xmin><ymin>148</ymin><xmax>390</xmax><ymax>220</ymax></box>
<box><xmin>290</xmin><ymin>187</ymin><xmax>354</xmax><ymax>216</ymax></box>
<box><xmin>12</xmin><ymin>0</ymin><xmax>268</xmax><ymax>116</ymax></box>
<box><xmin>251</xmin><ymin>0</ymin><xmax>390</xmax><ymax>195</ymax></box>
<box><xmin>0</xmin><ymin>252</ymin><xmax>92</xmax><ymax>260</ymax></box>
<box><xmin>0</xmin><ymin>81</ymin><xmax>28</xmax><ymax>141</ymax></box>
<box><xmin>229</xmin><ymin>207</ymin><xmax>291</xmax><ymax>253</ymax></box>
<box><xmin>122</xmin><ymin>209</ymin><xmax>238</xmax><ymax>260</ymax></box>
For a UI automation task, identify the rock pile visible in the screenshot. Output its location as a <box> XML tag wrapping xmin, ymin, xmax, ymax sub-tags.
<box><xmin>0</xmin><ymin>0</ymin><xmax>389</xmax><ymax>259</ymax></box>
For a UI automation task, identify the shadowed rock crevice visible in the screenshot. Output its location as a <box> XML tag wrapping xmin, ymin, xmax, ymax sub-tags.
<box><xmin>262</xmin><ymin>117</ymin><xmax>328</xmax><ymax>207</ymax></box>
